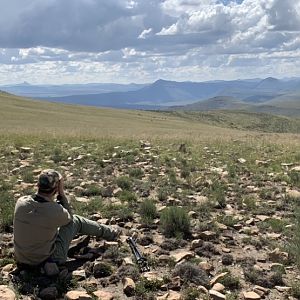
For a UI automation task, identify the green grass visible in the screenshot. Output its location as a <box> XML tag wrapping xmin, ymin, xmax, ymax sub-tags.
<box><xmin>160</xmin><ymin>206</ymin><xmax>191</xmax><ymax>238</ymax></box>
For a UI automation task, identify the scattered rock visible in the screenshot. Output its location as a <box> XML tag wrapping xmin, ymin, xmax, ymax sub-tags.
<box><xmin>157</xmin><ymin>291</ymin><xmax>182</xmax><ymax>300</ymax></box>
<box><xmin>122</xmin><ymin>277</ymin><xmax>136</xmax><ymax>296</ymax></box>
<box><xmin>212</xmin><ymin>283</ymin><xmax>225</xmax><ymax>292</ymax></box>
<box><xmin>65</xmin><ymin>291</ymin><xmax>92</xmax><ymax>300</ymax></box>
<box><xmin>93</xmin><ymin>290</ymin><xmax>114</xmax><ymax>300</ymax></box>
<box><xmin>269</xmin><ymin>248</ymin><xmax>289</xmax><ymax>263</ymax></box>
<box><xmin>210</xmin><ymin>272</ymin><xmax>228</xmax><ymax>286</ymax></box>
<box><xmin>170</xmin><ymin>250</ymin><xmax>194</xmax><ymax>263</ymax></box>
<box><xmin>209</xmin><ymin>289</ymin><xmax>226</xmax><ymax>300</ymax></box>
<box><xmin>243</xmin><ymin>291</ymin><xmax>261</xmax><ymax>300</ymax></box>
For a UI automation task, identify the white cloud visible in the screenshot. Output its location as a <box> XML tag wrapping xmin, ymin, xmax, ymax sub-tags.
<box><xmin>0</xmin><ymin>0</ymin><xmax>300</xmax><ymax>83</ymax></box>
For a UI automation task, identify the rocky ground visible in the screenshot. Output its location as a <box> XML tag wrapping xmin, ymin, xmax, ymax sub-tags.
<box><xmin>1</xmin><ymin>138</ymin><xmax>300</xmax><ymax>300</ymax></box>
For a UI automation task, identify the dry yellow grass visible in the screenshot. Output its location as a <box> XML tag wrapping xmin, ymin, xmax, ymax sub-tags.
<box><xmin>0</xmin><ymin>92</ymin><xmax>299</xmax><ymax>145</ymax></box>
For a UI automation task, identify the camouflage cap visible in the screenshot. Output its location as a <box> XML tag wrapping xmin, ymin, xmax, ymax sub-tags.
<box><xmin>38</xmin><ymin>169</ymin><xmax>62</xmax><ymax>192</ymax></box>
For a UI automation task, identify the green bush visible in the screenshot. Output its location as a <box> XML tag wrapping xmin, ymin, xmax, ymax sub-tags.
<box><xmin>0</xmin><ymin>191</ymin><xmax>15</xmax><ymax>231</ymax></box>
<box><xmin>157</xmin><ymin>187</ymin><xmax>168</xmax><ymax>201</ymax></box>
<box><xmin>289</xmin><ymin>206</ymin><xmax>300</xmax><ymax>268</ymax></box>
<box><xmin>128</xmin><ymin>168</ymin><xmax>144</xmax><ymax>179</ymax></box>
<box><xmin>116</xmin><ymin>176</ymin><xmax>132</xmax><ymax>190</ymax></box>
<box><xmin>80</xmin><ymin>185</ymin><xmax>102</xmax><ymax>197</ymax></box>
<box><xmin>160</xmin><ymin>206</ymin><xmax>190</xmax><ymax>238</ymax></box>
<box><xmin>119</xmin><ymin>190</ymin><xmax>137</xmax><ymax>204</ymax></box>
<box><xmin>139</xmin><ymin>199</ymin><xmax>157</xmax><ymax>224</ymax></box>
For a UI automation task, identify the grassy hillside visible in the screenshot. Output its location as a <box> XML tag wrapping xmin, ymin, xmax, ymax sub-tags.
<box><xmin>263</xmin><ymin>93</ymin><xmax>300</xmax><ymax>109</ymax></box>
<box><xmin>164</xmin><ymin>110</ymin><xmax>300</xmax><ymax>134</ymax></box>
<box><xmin>1</xmin><ymin>92</ymin><xmax>300</xmax><ymax>144</ymax></box>
<box><xmin>1</xmin><ymin>92</ymin><xmax>300</xmax><ymax>300</ymax></box>
<box><xmin>0</xmin><ymin>91</ymin><xmax>271</xmax><ymax>142</ymax></box>
<box><xmin>173</xmin><ymin>96</ymin><xmax>252</xmax><ymax>111</ymax></box>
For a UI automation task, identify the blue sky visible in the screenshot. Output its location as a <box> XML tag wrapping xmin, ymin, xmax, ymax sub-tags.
<box><xmin>0</xmin><ymin>0</ymin><xmax>300</xmax><ymax>84</ymax></box>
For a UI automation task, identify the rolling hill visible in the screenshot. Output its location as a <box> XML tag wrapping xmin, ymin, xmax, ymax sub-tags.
<box><xmin>1</xmin><ymin>91</ymin><xmax>300</xmax><ymax>137</ymax></box>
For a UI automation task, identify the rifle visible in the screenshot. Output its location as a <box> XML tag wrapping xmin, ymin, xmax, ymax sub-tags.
<box><xmin>126</xmin><ymin>237</ymin><xmax>150</xmax><ymax>272</ymax></box>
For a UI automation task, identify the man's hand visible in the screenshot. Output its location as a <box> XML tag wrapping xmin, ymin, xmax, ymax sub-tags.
<box><xmin>58</xmin><ymin>178</ymin><xmax>65</xmax><ymax>197</ymax></box>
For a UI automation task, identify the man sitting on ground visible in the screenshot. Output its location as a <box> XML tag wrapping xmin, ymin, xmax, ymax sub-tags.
<box><xmin>13</xmin><ymin>169</ymin><xmax>120</xmax><ymax>273</ymax></box>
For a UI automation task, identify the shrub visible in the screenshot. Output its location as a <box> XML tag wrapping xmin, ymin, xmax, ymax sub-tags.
<box><xmin>289</xmin><ymin>170</ymin><xmax>300</xmax><ymax>187</ymax></box>
<box><xmin>119</xmin><ymin>190</ymin><xmax>137</xmax><ymax>204</ymax></box>
<box><xmin>139</xmin><ymin>199</ymin><xmax>157</xmax><ymax>224</ymax></box>
<box><xmin>289</xmin><ymin>206</ymin><xmax>300</xmax><ymax>268</ymax></box>
<box><xmin>80</xmin><ymin>185</ymin><xmax>102</xmax><ymax>197</ymax></box>
<box><xmin>291</xmin><ymin>282</ymin><xmax>300</xmax><ymax>299</ymax></box>
<box><xmin>160</xmin><ymin>206</ymin><xmax>190</xmax><ymax>238</ymax></box>
<box><xmin>0</xmin><ymin>191</ymin><xmax>15</xmax><ymax>231</ymax></box>
<box><xmin>128</xmin><ymin>168</ymin><xmax>144</xmax><ymax>179</ymax></box>
<box><xmin>116</xmin><ymin>176</ymin><xmax>132</xmax><ymax>190</ymax></box>
<box><xmin>157</xmin><ymin>187</ymin><xmax>168</xmax><ymax>201</ymax></box>
<box><xmin>21</xmin><ymin>169</ymin><xmax>35</xmax><ymax>183</ymax></box>
<box><xmin>218</xmin><ymin>272</ymin><xmax>240</xmax><ymax>290</ymax></box>
<box><xmin>173</xmin><ymin>263</ymin><xmax>209</xmax><ymax>287</ymax></box>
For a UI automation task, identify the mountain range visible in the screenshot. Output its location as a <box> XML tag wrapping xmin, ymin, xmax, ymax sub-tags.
<box><xmin>1</xmin><ymin>77</ymin><xmax>300</xmax><ymax>116</ymax></box>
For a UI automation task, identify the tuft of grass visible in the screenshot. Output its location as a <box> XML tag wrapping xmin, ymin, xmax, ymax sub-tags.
<box><xmin>139</xmin><ymin>198</ymin><xmax>157</xmax><ymax>224</ymax></box>
<box><xmin>160</xmin><ymin>206</ymin><xmax>190</xmax><ymax>238</ymax></box>
<box><xmin>0</xmin><ymin>191</ymin><xmax>15</xmax><ymax>231</ymax></box>
<box><xmin>116</xmin><ymin>176</ymin><xmax>132</xmax><ymax>190</ymax></box>
<box><xmin>119</xmin><ymin>190</ymin><xmax>137</xmax><ymax>204</ymax></box>
<box><xmin>289</xmin><ymin>206</ymin><xmax>300</xmax><ymax>268</ymax></box>
<box><xmin>80</xmin><ymin>185</ymin><xmax>102</xmax><ymax>197</ymax></box>
<box><xmin>128</xmin><ymin>167</ymin><xmax>144</xmax><ymax>179</ymax></box>
<box><xmin>173</xmin><ymin>263</ymin><xmax>209</xmax><ymax>287</ymax></box>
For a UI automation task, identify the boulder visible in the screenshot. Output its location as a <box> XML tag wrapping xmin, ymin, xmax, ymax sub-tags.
<box><xmin>65</xmin><ymin>291</ymin><xmax>92</xmax><ymax>300</ymax></box>
<box><xmin>0</xmin><ymin>285</ymin><xmax>16</xmax><ymax>300</ymax></box>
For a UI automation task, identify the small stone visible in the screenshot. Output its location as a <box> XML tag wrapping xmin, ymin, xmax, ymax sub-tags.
<box><xmin>269</xmin><ymin>248</ymin><xmax>289</xmax><ymax>263</ymax></box>
<box><xmin>212</xmin><ymin>283</ymin><xmax>225</xmax><ymax>292</ymax></box>
<box><xmin>238</xmin><ymin>158</ymin><xmax>246</xmax><ymax>164</ymax></box>
<box><xmin>142</xmin><ymin>271</ymin><xmax>164</xmax><ymax>283</ymax></box>
<box><xmin>93</xmin><ymin>290</ymin><xmax>114</xmax><ymax>300</ymax></box>
<box><xmin>199</xmin><ymin>261</ymin><xmax>214</xmax><ymax>272</ymax></box>
<box><xmin>156</xmin><ymin>291</ymin><xmax>182</xmax><ymax>300</ymax></box>
<box><xmin>65</xmin><ymin>291</ymin><xmax>92</xmax><ymax>300</ymax></box>
<box><xmin>39</xmin><ymin>287</ymin><xmax>58</xmax><ymax>300</ymax></box>
<box><xmin>253</xmin><ymin>285</ymin><xmax>269</xmax><ymax>296</ymax></box>
<box><xmin>210</xmin><ymin>272</ymin><xmax>228</xmax><ymax>286</ymax></box>
<box><xmin>123</xmin><ymin>277</ymin><xmax>135</xmax><ymax>296</ymax></box>
<box><xmin>275</xmin><ymin>286</ymin><xmax>292</xmax><ymax>292</ymax></box>
<box><xmin>209</xmin><ymin>289</ymin><xmax>226</xmax><ymax>300</ymax></box>
<box><xmin>243</xmin><ymin>291</ymin><xmax>261</xmax><ymax>300</ymax></box>
<box><xmin>20</xmin><ymin>147</ymin><xmax>31</xmax><ymax>153</ymax></box>
<box><xmin>170</xmin><ymin>250</ymin><xmax>194</xmax><ymax>263</ymax></box>
<box><xmin>287</xmin><ymin>189</ymin><xmax>300</xmax><ymax>200</ymax></box>
<box><xmin>0</xmin><ymin>285</ymin><xmax>16</xmax><ymax>300</ymax></box>
<box><xmin>200</xmin><ymin>231</ymin><xmax>216</xmax><ymax>240</ymax></box>
<box><xmin>72</xmin><ymin>270</ymin><xmax>86</xmax><ymax>280</ymax></box>
<box><xmin>190</xmin><ymin>239</ymin><xmax>203</xmax><ymax>250</ymax></box>
<box><xmin>123</xmin><ymin>257</ymin><xmax>134</xmax><ymax>265</ymax></box>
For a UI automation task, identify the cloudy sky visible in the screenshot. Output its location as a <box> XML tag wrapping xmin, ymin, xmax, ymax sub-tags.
<box><xmin>1</xmin><ymin>0</ymin><xmax>300</xmax><ymax>84</ymax></box>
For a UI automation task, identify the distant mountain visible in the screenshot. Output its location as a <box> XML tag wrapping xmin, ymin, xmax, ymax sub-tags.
<box><xmin>4</xmin><ymin>77</ymin><xmax>300</xmax><ymax>114</ymax></box>
<box><xmin>0</xmin><ymin>82</ymin><xmax>147</xmax><ymax>98</ymax></box>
